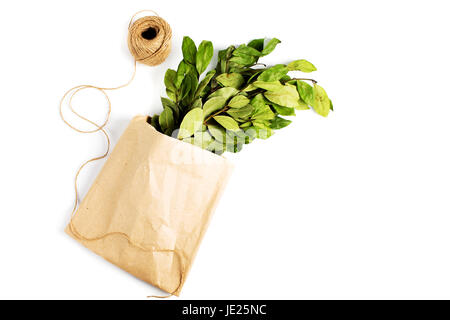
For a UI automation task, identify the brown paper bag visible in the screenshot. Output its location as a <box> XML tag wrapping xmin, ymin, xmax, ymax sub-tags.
<box><xmin>66</xmin><ymin>115</ymin><xmax>234</xmax><ymax>296</ymax></box>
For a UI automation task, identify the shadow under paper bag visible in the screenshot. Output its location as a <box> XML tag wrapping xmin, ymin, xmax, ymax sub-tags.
<box><xmin>66</xmin><ymin>115</ymin><xmax>234</xmax><ymax>296</ymax></box>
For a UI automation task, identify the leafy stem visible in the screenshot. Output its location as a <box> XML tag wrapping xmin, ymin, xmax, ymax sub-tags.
<box><xmin>155</xmin><ymin>36</ymin><xmax>332</xmax><ymax>155</ymax></box>
<box><xmin>204</xmin><ymin>106</ymin><xmax>230</xmax><ymax>125</ymax></box>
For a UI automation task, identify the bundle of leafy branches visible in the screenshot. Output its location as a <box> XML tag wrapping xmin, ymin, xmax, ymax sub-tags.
<box><xmin>149</xmin><ymin>36</ymin><xmax>332</xmax><ymax>154</ymax></box>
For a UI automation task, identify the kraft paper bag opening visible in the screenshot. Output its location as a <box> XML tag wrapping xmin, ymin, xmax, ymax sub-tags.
<box><xmin>66</xmin><ymin>115</ymin><xmax>234</xmax><ymax>296</ymax></box>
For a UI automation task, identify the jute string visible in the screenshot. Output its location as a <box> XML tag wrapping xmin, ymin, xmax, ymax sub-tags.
<box><xmin>60</xmin><ymin>11</ymin><xmax>184</xmax><ymax>298</ymax></box>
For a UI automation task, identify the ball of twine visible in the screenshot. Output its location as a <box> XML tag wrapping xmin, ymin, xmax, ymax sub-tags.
<box><xmin>127</xmin><ymin>15</ymin><xmax>172</xmax><ymax>66</ymax></box>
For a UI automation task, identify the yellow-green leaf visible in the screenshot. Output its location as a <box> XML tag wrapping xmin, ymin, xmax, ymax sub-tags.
<box><xmin>227</xmin><ymin>104</ymin><xmax>254</xmax><ymax>119</ymax></box>
<box><xmin>216</xmin><ymin>73</ymin><xmax>245</xmax><ymax>88</ymax></box>
<box><xmin>287</xmin><ymin>59</ymin><xmax>317</xmax><ymax>72</ymax></box>
<box><xmin>264</xmin><ymin>83</ymin><xmax>307</xmax><ymax>109</ymax></box>
<box><xmin>296</xmin><ymin>80</ymin><xmax>315</xmax><ymax>106</ymax></box>
<box><xmin>228</xmin><ymin>95</ymin><xmax>250</xmax><ymax>108</ymax></box>
<box><xmin>250</xmin><ymin>93</ymin><xmax>265</xmax><ymax>109</ymax></box>
<box><xmin>178</xmin><ymin>108</ymin><xmax>203</xmax><ymax>139</ymax></box>
<box><xmin>233</xmin><ymin>45</ymin><xmax>262</xmax><ymax>57</ymax></box>
<box><xmin>312</xmin><ymin>84</ymin><xmax>331</xmax><ymax>117</ymax></box>
<box><xmin>243</xmin><ymin>83</ymin><xmax>258</xmax><ymax>92</ymax></box>
<box><xmin>270</xmin><ymin>116</ymin><xmax>292</xmax><ymax>129</ymax></box>
<box><xmin>207</xmin><ymin>124</ymin><xmax>226</xmax><ymax>142</ymax></box>
<box><xmin>261</xmin><ymin>38</ymin><xmax>281</xmax><ymax>56</ymax></box>
<box><xmin>195</xmin><ymin>70</ymin><xmax>216</xmax><ymax>98</ymax></box>
<box><xmin>203</xmin><ymin>96</ymin><xmax>227</xmax><ymax>118</ymax></box>
<box><xmin>273</xmin><ymin>104</ymin><xmax>296</xmax><ymax>116</ymax></box>
<box><xmin>193</xmin><ymin>130</ymin><xmax>213</xmax><ymax>149</ymax></box>
<box><xmin>208</xmin><ymin>87</ymin><xmax>239</xmax><ymax>100</ymax></box>
<box><xmin>253</xmin><ymin>81</ymin><xmax>284</xmax><ymax>91</ymax></box>
<box><xmin>251</xmin><ymin>105</ymin><xmax>275</xmax><ymax>120</ymax></box>
<box><xmin>258</xmin><ymin>64</ymin><xmax>289</xmax><ymax>82</ymax></box>
<box><xmin>213</xmin><ymin>115</ymin><xmax>240</xmax><ymax>131</ymax></box>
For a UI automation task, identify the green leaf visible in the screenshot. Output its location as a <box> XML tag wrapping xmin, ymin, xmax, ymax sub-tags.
<box><xmin>195</xmin><ymin>70</ymin><xmax>216</xmax><ymax>98</ymax></box>
<box><xmin>206</xmin><ymin>140</ymin><xmax>226</xmax><ymax>155</ymax></box>
<box><xmin>253</xmin><ymin>123</ymin><xmax>273</xmax><ymax>139</ymax></box>
<box><xmin>261</xmin><ymin>38</ymin><xmax>281</xmax><ymax>56</ymax></box>
<box><xmin>296</xmin><ymin>80</ymin><xmax>315</xmax><ymax>106</ymax></box>
<box><xmin>213</xmin><ymin>115</ymin><xmax>240</xmax><ymax>131</ymax></box>
<box><xmin>179</xmin><ymin>73</ymin><xmax>195</xmax><ymax>100</ymax></box>
<box><xmin>247</xmin><ymin>70</ymin><xmax>263</xmax><ymax>83</ymax></box>
<box><xmin>247</xmin><ymin>38</ymin><xmax>264</xmax><ymax>51</ymax></box>
<box><xmin>264</xmin><ymin>83</ymin><xmax>308</xmax><ymax>109</ymax></box>
<box><xmin>175</xmin><ymin>61</ymin><xmax>187</xmax><ymax>88</ymax></box>
<box><xmin>203</xmin><ymin>96</ymin><xmax>227</xmax><ymax>118</ymax></box>
<box><xmin>186</xmin><ymin>74</ymin><xmax>199</xmax><ymax>104</ymax></box>
<box><xmin>273</xmin><ymin>104</ymin><xmax>296</xmax><ymax>116</ymax></box>
<box><xmin>178</xmin><ymin>108</ymin><xmax>203</xmax><ymax>139</ymax></box>
<box><xmin>250</xmin><ymin>93</ymin><xmax>266</xmax><ymax>110</ymax></box>
<box><xmin>229</xmin><ymin>54</ymin><xmax>257</xmax><ymax>66</ymax></box>
<box><xmin>330</xmin><ymin>99</ymin><xmax>334</xmax><ymax>111</ymax></box>
<box><xmin>270</xmin><ymin>116</ymin><xmax>292</xmax><ymax>129</ymax></box>
<box><xmin>312</xmin><ymin>84</ymin><xmax>331</xmax><ymax>117</ymax></box>
<box><xmin>216</xmin><ymin>73</ymin><xmax>245</xmax><ymax>89</ymax></box>
<box><xmin>182</xmin><ymin>36</ymin><xmax>197</xmax><ymax>65</ymax></box>
<box><xmin>243</xmin><ymin>126</ymin><xmax>257</xmax><ymax>143</ymax></box>
<box><xmin>296</xmin><ymin>100</ymin><xmax>310</xmax><ymax>111</ymax></box>
<box><xmin>253</xmin><ymin>81</ymin><xmax>284</xmax><ymax>91</ymax></box>
<box><xmin>159</xmin><ymin>107</ymin><xmax>174</xmax><ymax>135</ymax></box>
<box><xmin>175</xmin><ymin>60</ymin><xmax>198</xmax><ymax>83</ymax></box>
<box><xmin>242</xmin><ymin>83</ymin><xmax>258</xmax><ymax>92</ymax></box>
<box><xmin>191</xmin><ymin>98</ymin><xmax>202</xmax><ymax>109</ymax></box>
<box><xmin>207</xmin><ymin>124</ymin><xmax>226</xmax><ymax>142</ymax></box>
<box><xmin>192</xmin><ymin>130</ymin><xmax>214</xmax><ymax>149</ymax></box>
<box><xmin>240</xmin><ymin>121</ymin><xmax>252</xmax><ymax>129</ymax></box>
<box><xmin>161</xmin><ymin>97</ymin><xmax>179</xmax><ymax>119</ymax></box>
<box><xmin>228</xmin><ymin>95</ymin><xmax>250</xmax><ymax>108</ymax></box>
<box><xmin>233</xmin><ymin>45</ymin><xmax>262</xmax><ymax>57</ymax></box>
<box><xmin>196</xmin><ymin>40</ymin><xmax>213</xmax><ymax>74</ymax></box>
<box><xmin>150</xmin><ymin>115</ymin><xmax>161</xmax><ymax>131</ymax></box>
<box><xmin>161</xmin><ymin>97</ymin><xmax>177</xmax><ymax>109</ymax></box>
<box><xmin>225</xmin><ymin>131</ymin><xmax>244</xmax><ymax>153</ymax></box>
<box><xmin>166</xmin><ymin>89</ymin><xmax>176</xmax><ymax>101</ymax></box>
<box><xmin>217</xmin><ymin>45</ymin><xmax>235</xmax><ymax>73</ymax></box>
<box><xmin>251</xmin><ymin>105</ymin><xmax>275</xmax><ymax>120</ymax></box>
<box><xmin>280</xmin><ymin>75</ymin><xmax>291</xmax><ymax>82</ymax></box>
<box><xmin>287</xmin><ymin>59</ymin><xmax>317</xmax><ymax>72</ymax></box>
<box><xmin>252</xmin><ymin>121</ymin><xmax>265</xmax><ymax>129</ymax></box>
<box><xmin>228</xmin><ymin>62</ymin><xmax>247</xmax><ymax>73</ymax></box>
<box><xmin>227</xmin><ymin>104</ymin><xmax>254</xmax><ymax>119</ymax></box>
<box><xmin>208</xmin><ymin>87</ymin><xmax>239</xmax><ymax>100</ymax></box>
<box><xmin>164</xmin><ymin>69</ymin><xmax>177</xmax><ymax>92</ymax></box>
<box><xmin>258</xmin><ymin>64</ymin><xmax>289</xmax><ymax>82</ymax></box>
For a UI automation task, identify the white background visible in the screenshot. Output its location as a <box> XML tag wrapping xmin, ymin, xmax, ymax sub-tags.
<box><xmin>0</xmin><ymin>0</ymin><xmax>449</xmax><ymax>299</ymax></box>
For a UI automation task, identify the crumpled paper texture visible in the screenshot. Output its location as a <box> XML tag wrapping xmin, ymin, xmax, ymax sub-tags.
<box><xmin>66</xmin><ymin>115</ymin><xmax>234</xmax><ymax>295</ymax></box>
